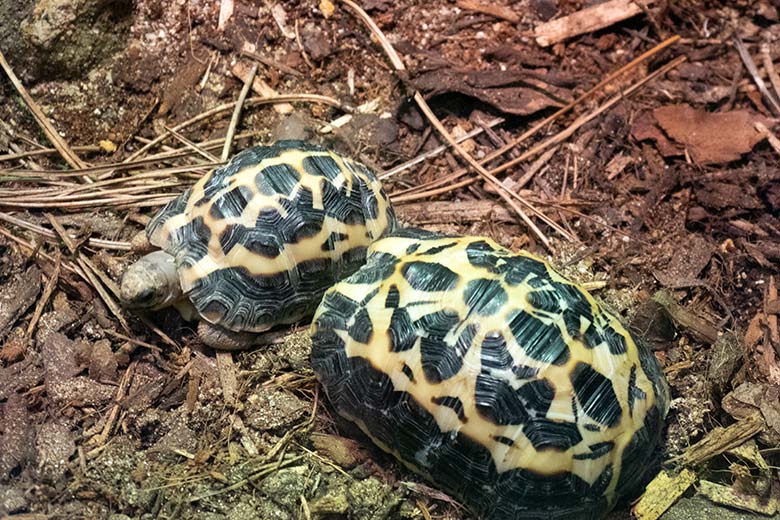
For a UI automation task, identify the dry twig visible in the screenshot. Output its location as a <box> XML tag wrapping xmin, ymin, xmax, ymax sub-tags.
<box><xmin>0</xmin><ymin>50</ymin><xmax>89</xmax><ymax>173</ymax></box>
<box><xmin>223</xmin><ymin>63</ymin><xmax>258</xmax><ymax>161</ymax></box>
<box><xmin>113</xmin><ymin>94</ymin><xmax>345</xmax><ymax>178</ymax></box>
<box><xmin>456</xmin><ymin>0</ymin><xmax>519</xmax><ymax>23</ymax></box>
<box><xmin>734</xmin><ymin>35</ymin><xmax>780</xmax><ymax>116</ymax></box>
<box><xmin>0</xmin><ymin>212</ymin><xmax>131</xmax><ymax>250</ymax></box>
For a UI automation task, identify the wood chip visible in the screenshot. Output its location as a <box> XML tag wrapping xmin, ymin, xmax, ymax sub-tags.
<box><xmin>534</xmin><ymin>0</ymin><xmax>655</xmax><ymax>47</ymax></box>
<box><xmin>216</xmin><ymin>351</ymin><xmax>238</xmax><ymax>406</ymax></box>
<box><xmin>668</xmin><ymin>413</ymin><xmax>764</xmax><ymax>467</ymax></box>
<box><xmin>0</xmin><ymin>265</ymin><xmax>41</xmax><ymax>342</ymax></box>
<box><xmin>652</xmin><ymin>290</ymin><xmax>719</xmax><ymax>344</ymax></box>
<box><xmin>633</xmin><ymin>468</ymin><xmax>697</xmax><ymax>520</ymax></box>
<box><xmin>653</xmin><ymin>104</ymin><xmax>770</xmax><ymax>164</ymax></box>
<box><xmin>395</xmin><ymin>200</ymin><xmax>514</xmax><ymax>225</ymax></box>
<box><xmin>218</xmin><ymin>0</ymin><xmax>234</xmax><ymax>30</ymax></box>
<box><xmin>605</xmin><ymin>152</ymin><xmax>634</xmax><ymax>180</ymax></box>
<box><xmin>456</xmin><ymin>0</ymin><xmax>519</xmax><ymax>23</ymax></box>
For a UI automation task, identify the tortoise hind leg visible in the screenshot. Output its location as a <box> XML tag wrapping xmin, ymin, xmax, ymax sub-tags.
<box><xmin>197</xmin><ymin>322</ymin><xmax>269</xmax><ymax>351</ymax></box>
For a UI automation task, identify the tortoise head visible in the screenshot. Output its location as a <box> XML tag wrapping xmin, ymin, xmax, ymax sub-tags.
<box><xmin>120</xmin><ymin>250</ymin><xmax>182</xmax><ymax>310</ymax></box>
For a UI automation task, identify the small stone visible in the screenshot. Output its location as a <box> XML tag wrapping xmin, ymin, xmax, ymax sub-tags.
<box><xmin>243</xmin><ymin>389</ymin><xmax>308</xmax><ymax>432</ymax></box>
<box><xmin>89</xmin><ymin>339</ymin><xmax>119</xmax><ymax>382</ymax></box>
<box><xmin>35</xmin><ymin>421</ymin><xmax>76</xmax><ymax>482</ymax></box>
<box><xmin>0</xmin><ymin>394</ymin><xmax>36</xmax><ymax>478</ymax></box>
<box><xmin>272</xmin><ymin>113</ymin><xmax>314</xmax><ymax>142</ymax></box>
<box><xmin>42</xmin><ymin>332</ymin><xmax>82</xmax><ymax>383</ymax></box>
<box><xmin>300</xmin><ymin>23</ymin><xmax>332</xmax><ymax>62</ymax></box>
<box><xmin>257</xmin><ymin>466</ymin><xmax>309</xmax><ymax>509</ymax></box>
<box><xmin>0</xmin><ymin>485</ymin><xmax>28</xmax><ymax>514</ymax></box>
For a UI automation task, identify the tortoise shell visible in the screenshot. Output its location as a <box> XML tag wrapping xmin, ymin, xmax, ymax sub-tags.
<box><xmin>147</xmin><ymin>140</ymin><xmax>397</xmax><ymax>333</ymax></box>
<box><xmin>310</xmin><ymin>230</ymin><xmax>668</xmax><ymax>519</ymax></box>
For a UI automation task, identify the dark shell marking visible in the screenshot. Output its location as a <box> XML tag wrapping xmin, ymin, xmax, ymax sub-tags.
<box><xmin>311</xmin><ymin>232</ymin><xmax>668</xmax><ymax>520</ymax></box>
<box><xmin>146</xmin><ymin>140</ymin><xmax>396</xmax><ymax>333</ymax></box>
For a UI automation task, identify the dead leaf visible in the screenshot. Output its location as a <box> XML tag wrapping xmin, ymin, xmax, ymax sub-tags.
<box><xmin>653</xmin><ymin>104</ymin><xmax>770</xmax><ymax>164</ymax></box>
<box><xmin>409</xmin><ymin>68</ymin><xmax>570</xmax><ymax>116</ymax></box>
<box><xmin>722</xmin><ymin>382</ymin><xmax>780</xmax><ymax>445</ymax></box>
<box><xmin>631</xmin><ymin>110</ymin><xmax>683</xmax><ymax>157</ymax></box>
<box><xmin>744</xmin><ymin>312</ymin><xmax>765</xmax><ymax>349</ymax></box>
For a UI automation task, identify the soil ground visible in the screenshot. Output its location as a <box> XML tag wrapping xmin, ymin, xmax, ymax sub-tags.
<box><xmin>1</xmin><ymin>1</ymin><xmax>779</xmax><ymax>519</ymax></box>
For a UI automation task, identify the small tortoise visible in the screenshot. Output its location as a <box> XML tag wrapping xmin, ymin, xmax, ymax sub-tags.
<box><xmin>311</xmin><ymin>230</ymin><xmax>668</xmax><ymax>519</ymax></box>
<box><xmin>120</xmin><ymin>140</ymin><xmax>397</xmax><ymax>350</ymax></box>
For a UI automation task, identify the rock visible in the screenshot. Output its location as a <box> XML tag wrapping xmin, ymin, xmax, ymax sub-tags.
<box><xmin>300</xmin><ymin>22</ymin><xmax>332</xmax><ymax>61</ymax></box>
<box><xmin>123</xmin><ymin>362</ymin><xmax>166</xmax><ymax>413</ymax></box>
<box><xmin>340</xmin><ymin>113</ymin><xmax>399</xmax><ymax>153</ymax></box>
<box><xmin>0</xmin><ymin>484</ymin><xmax>28</xmax><ymax>514</ymax></box>
<box><xmin>87</xmin><ymin>436</ymin><xmax>155</xmax><ymax>510</ymax></box>
<box><xmin>243</xmin><ymin>389</ymin><xmax>308</xmax><ymax>433</ymax></box>
<box><xmin>34</xmin><ymin>421</ymin><xmax>76</xmax><ymax>482</ymax></box>
<box><xmin>660</xmin><ymin>496</ymin><xmax>773</xmax><ymax>520</ymax></box>
<box><xmin>272</xmin><ymin>113</ymin><xmax>315</xmax><ymax>142</ymax></box>
<box><xmin>310</xmin><ymin>432</ymin><xmax>367</xmax><ymax>469</ymax></box>
<box><xmin>88</xmin><ymin>339</ymin><xmax>118</xmax><ymax>382</ymax></box>
<box><xmin>274</xmin><ymin>330</ymin><xmax>313</xmax><ymax>372</ymax></box>
<box><xmin>309</xmin><ymin>482</ymin><xmax>350</xmax><ymax>515</ymax></box>
<box><xmin>530</xmin><ymin>0</ymin><xmax>558</xmax><ymax>21</ymax></box>
<box><xmin>47</xmin><ymin>376</ymin><xmax>116</xmax><ymax>407</ymax></box>
<box><xmin>248</xmin><ymin>500</ymin><xmax>291</xmax><ymax>520</ymax></box>
<box><xmin>257</xmin><ymin>466</ymin><xmax>309</xmax><ymax>510</ymax></box>
<box><xmin>42</xmin><ymin>331</ymin><xmax>82</xmax><ymax>382</ymax></box>
<box><xmin>0</xmin><ymin>393</ymin><xmax>36</xmax><ymax>478</ymax></box>
<box><xmin>2</xmin><ymin>0</ymin><xmax>134</xmax><ymax>81</ymax></box>
<box><xmin>35</xmin><ymin>303</ymin><xmax>81</xmax><ymax>345</ymax></box>
<box><xmin>149</xmin><ymin>415</ymin><xmax>198</xmax><ymax>456</ymax></box>
<box><xmin>347</xmin><ymin>477</ymin><xmax>404</xmax><ymax>520</ymax></box>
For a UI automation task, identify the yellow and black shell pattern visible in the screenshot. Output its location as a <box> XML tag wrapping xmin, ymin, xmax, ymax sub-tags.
<box><xmin>147</xmin><ymin>140</ymin><xmax>397</xmax><ymax>333</ymax></box>
<box><xmin>311</xmin><ymin>229</ymin><xmax>668</xmax><ymax>520</ymax></box>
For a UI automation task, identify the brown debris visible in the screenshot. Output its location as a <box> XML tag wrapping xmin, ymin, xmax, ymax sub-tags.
<box><xmin>35</xmin><ymin>421</ymin><xmax>76</xmax><ymax>482</ymax></box>
<box><xmin>299</xmin><ymin>22</ymin><xmax>333</xmax><ymax>62</ymax></box>
<box><xmin>723</xmin><ymin>383</ymin><xmax>780</xmax><ymax>446</ymax></box>
<box><xmin>87</xmin><ymin>339</ymin><xmax>119</xmax><ymax>383</ymax></box>
<box><xmin>409</xmin><ymin>68</ymin><xmax>569</xmax><ymax>116</ymax></box>
<box><xmin>651</xmin><ymin>104</ymin><xmax>770</xmax><ymax>164</ymax></box>
<box><xmin>706</xmin><ymin>332</ymin><xmax>743</xmax><ymax>395</ymax></box>
<box><xmin>654</xmin><ymin>234</ymin><xmax>714</xmax><ymax>288</ymax></box>
<box><xmin>0</xmin><ymin>265</ymin><xmax>41</xmax><ymax>343</ymax></box>
<box><xmin>310</xmin><ymin>432</ymin><xmax>370</xmax><ymax>469</ymax></box>
<box><xmin>243</xmin><ymin>389</ymin><xmax>309</xmax><ymax>433</ymax></box>
<box><xmin>652</xmin><ymin>290</ymin><xmax>719</xmax><ymax>345</ymax></box>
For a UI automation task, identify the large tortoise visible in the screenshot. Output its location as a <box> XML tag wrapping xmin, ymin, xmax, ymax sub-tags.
<box><xmin>311</xmin><ymin>229</ymin><xmax>669</xmax><ymax>519</ymax></box>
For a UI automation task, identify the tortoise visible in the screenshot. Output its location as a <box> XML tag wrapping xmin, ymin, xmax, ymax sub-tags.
<box><xmin>120</xmin><ymin>140</ymin><xmax>397</xmax><ymax>350</ymax></box>
<box><xmin>310</xmin><ymin>229</ymin><xmax>669</xmax><ymax>519</ymax></box>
